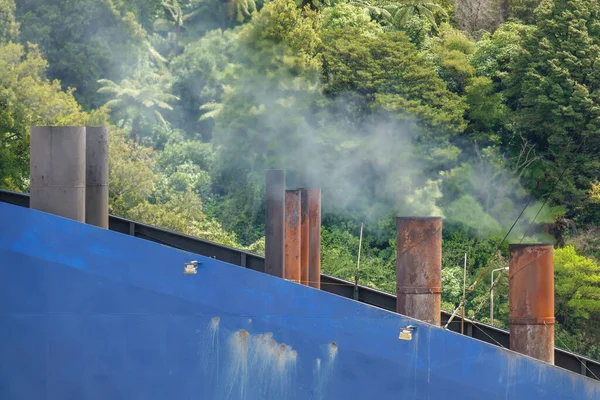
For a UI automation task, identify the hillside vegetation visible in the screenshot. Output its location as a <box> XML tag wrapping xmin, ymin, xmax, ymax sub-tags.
<box><xmin>1</xmin><ymin>0</ymin><xmax>599</xmax><ymax>358</ymax></box>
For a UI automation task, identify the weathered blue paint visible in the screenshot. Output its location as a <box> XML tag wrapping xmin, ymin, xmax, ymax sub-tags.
<box><xmin>0</xmin><ymin>202</ymin><xmax>598</xmax><ymax>400</ymax></box>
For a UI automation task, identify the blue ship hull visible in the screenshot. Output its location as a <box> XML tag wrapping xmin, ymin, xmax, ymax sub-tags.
<box><xmin>0</xmin><ymin>202</ymin><xmax>598</xmax><ymax>399</ymax></box>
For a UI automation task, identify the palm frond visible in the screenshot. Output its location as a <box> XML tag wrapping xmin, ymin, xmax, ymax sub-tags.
<box><xmin>148</xmin><ymin>44</ymin><xmax>167</xmax><ymax>64</ymax></box>
<box><xmin>154</xmin><ymin>100</ymin><xmax>175</xmax><ymax>110</ymax></box>
<box><xmin>154</xmin><ymin>110</ymin><xmax>169</xmax><ymax>127</ymax></box>
<box><xmin>103</xmin><ymin>99</ymin><xmax>123</xmax><ymax>109</ymax></box>
<box><xmin>153</xmin><ymin>18</ymin><xmax>173</xmax><ymax>32</ymax></box>
<box><xmin>199</xmin><ymin>102</ymin><xmax>224</xmax><ymax>120</ymax></box>
<box><xmin>183</xmin><ymin>9</ymin><xmax>202</xmax><ymax>21</ymax></box>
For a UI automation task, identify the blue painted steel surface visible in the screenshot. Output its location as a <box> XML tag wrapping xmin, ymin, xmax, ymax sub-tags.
<box><xmin>0</xmin><ymin>202</ymin><xmax>598</xmax><ymax>400</ymax></box>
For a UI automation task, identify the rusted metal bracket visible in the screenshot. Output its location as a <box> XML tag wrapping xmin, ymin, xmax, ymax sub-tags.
<box><xmin>399</xmin><ymin>325</ymin><xmax>417</xmax><ymax>341</ymax></box>
<box><xmin>184</xmin><ymin>260</ymin><xmax>200</xmax><ymax>275</ymax></box>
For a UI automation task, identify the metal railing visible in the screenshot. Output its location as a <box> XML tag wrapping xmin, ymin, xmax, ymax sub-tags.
<box><xmin>0</xmin><ymin>188</ymin><xmax>597</xmax><ymax>380</ymax></box>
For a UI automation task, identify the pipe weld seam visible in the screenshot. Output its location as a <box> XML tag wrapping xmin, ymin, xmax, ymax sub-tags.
<box><xmin>510</xmin><ymin>317</ymin><xmax>556</xmax><ymax>325</ymax></box>
<box><xmin>396</xmin><ymin>286</ymin><xmax>442</xmax><ymax>294</ymax></box>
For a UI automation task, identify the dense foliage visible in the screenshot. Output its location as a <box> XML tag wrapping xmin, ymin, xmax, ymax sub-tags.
<box><xmin>2</xmin><ymin>0</ymin><xmax>599</xmax><ymax>358</ymax></box>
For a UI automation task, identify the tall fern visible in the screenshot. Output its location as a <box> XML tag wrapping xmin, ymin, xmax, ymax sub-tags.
<box><xmin>97</xmin><ymin>62</ymin><xmax>179</xmax><ymax>142</ymax></box>
<box><xmin>227</xmin><ymin>0</ymin><xmax>257</xmax><ymax>22</ymax></box>
<box><xmin>350</xmin><ymin>0</ymin><xmax>447</xmax><ymax>29</ymax></box>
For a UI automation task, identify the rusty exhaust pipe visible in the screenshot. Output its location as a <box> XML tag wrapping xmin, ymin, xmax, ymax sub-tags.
<box><xmin>300</xmin><ymin>189</ymin><xmax>310</xmax><ymax>286</ymax></box>
<box><xmin>307</xmin><ymin>188</ymin><xmax>321</xmax><ymax>289</ymax></box>
<box><xmin>265</xmin><ymin>170</ymin><xmax>285</xmax><ymax>278</ymax></box>
<box><xmin>509</xmin><ymin>244</ymin><xmax>555</xmax><ymax>364</ymax></box>
<box><xmin>285</xmin><ymin>190</ymin><xmax>301</xmax><ymax>283</ymax></box>
<box><xmin>396</xmin><ymin>217</ymin><xmax>442</xmax><ymax>325</ymax></box>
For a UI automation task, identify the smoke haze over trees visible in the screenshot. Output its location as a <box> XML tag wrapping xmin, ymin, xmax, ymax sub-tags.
<box><xmin>1</xmin><ymin>0</ymin><xmax>599</xmax><ymax>358</ymax></box>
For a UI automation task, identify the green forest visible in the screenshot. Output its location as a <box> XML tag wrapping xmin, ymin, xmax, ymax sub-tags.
<box><xmin>1</xmin><ymin>0</ymin><xmax>600</xmax><ymax>358</ymax></box>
